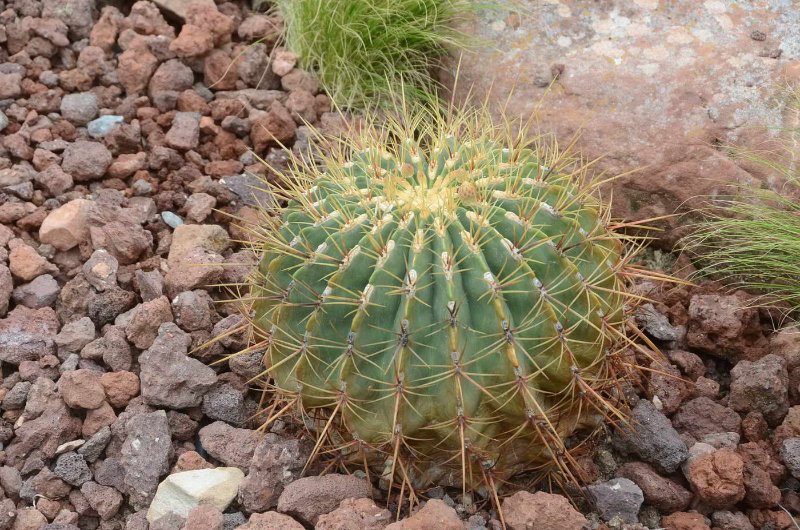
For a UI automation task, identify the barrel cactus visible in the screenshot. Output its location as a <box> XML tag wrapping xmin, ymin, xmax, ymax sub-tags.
<box><xmin>244</xmin><ymin>110</ymin><xmax>644</xmax><ymax>494</ymax></box>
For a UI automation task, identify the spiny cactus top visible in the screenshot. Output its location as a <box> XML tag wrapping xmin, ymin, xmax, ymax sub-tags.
<box><xmin>247</xmin><ymin>115</ymin><xmax>637</xmax><ymax>491</ymax></box>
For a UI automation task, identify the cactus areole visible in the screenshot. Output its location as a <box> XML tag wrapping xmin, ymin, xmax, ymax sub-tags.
<box><xmin>249</xmin><ymin>131</ymin><xmax>634</xmax><ymax>490</ymax></box>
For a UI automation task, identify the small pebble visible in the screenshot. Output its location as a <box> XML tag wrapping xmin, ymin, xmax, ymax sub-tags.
<box><xmin>87</xmin><ymin>115</ymin><xmax>125</xmax><ymax>138</ymax></box>
<box><xmin>161</xmin><ymin>211</ymin><xmax>184</xmax><ymax>228</ymax></box>
<box><xmin>60</xmin><ymin>93</ymin><xmax>99</xmax><ymax>126</ymax></box>
<box><xmin>39</xmin><ymin>70</ymin><xmax>59</xmax><ymax>87</ymax></box>
<box><xmin>132</xmin><ymin>180</ymin><xmax>153</xmax><ymax>196</ymax></box>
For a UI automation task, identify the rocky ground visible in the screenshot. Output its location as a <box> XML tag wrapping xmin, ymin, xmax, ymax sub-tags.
<box><xmin>0</xmin><ymin>1</ymin><xmax>799</xmax><ymax>530</ymax></box>
<box><xmin>449</xmin><ymin>0</ymin><xmax>800</xmax><ymax>245</ymax></box>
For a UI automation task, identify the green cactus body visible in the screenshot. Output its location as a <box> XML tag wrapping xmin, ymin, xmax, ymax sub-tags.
<box><xmin>250</xmin><ymin>135</ymin><xmax>630</xmax><ymax>488</ymax></box>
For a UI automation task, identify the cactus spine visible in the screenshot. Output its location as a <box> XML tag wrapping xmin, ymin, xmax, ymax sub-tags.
<box><xmin>244</xmin><ymin>110</ymin><xmax>642</xmax><ymax>493</ymax></box>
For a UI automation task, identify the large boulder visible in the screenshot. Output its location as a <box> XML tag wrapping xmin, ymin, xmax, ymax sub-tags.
<box><xmin>445</xmin><ymin>0</ymin><xmax>800</xmax><ymax>242</ymax></box>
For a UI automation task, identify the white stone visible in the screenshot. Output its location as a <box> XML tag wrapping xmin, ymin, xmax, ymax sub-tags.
<box><xmin>146</xmin><ymin>467</ymin><xmax>244</xmax><ymax>522</ymax></box>
<box><xmin>55</xmin><ymin>439</ymin><xmax>85</xmax><ymax>455</ymax></box>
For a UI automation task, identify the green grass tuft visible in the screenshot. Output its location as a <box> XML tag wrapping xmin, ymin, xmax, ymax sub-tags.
<box><xmin>271</xmin><ymin>0</ymin><xmax>481</xmax><ymax>110</ymax></box>
<box><xmin>685</xmin><ymin>185</ymin><xmax>800</xmax><ymax>311</ymax></box>
<box><xmin>682</xmin><ymin>151</ymin><xmax>800</xmax><ymax>314</ymax></box>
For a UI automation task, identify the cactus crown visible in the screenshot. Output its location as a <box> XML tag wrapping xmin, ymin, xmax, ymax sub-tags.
<box><xmin>239</xmin><ymin>106</ymin><xmax>650</xmax><ymax>501</ymax></box>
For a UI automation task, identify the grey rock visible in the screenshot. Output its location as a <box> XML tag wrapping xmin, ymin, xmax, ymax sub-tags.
<box><xmin>94</xmin><ymin>456</ymin><xmax>125</xmax><ymax>492</ymax></box>
<box><xmin>613</xmin><ymin>400</ymin><xmax>688</xmax><ymax>473</ymax></box>
<box><xmin>229</xmin><ymin>350</ymin><xmax>264</xmax><ymax>381</ymax></box>
<box><xmin>223</xmin><ymin>512</ymin><xmax>247</xmax><ymax>530</ymax></box>
<box><xmin>120</xmin><ymin>410</ymin><xmax>173</xmax><ymax>509</ymax></box>
<box><xmin>193</xmin><ymin>83</ymin><xmax>214</xmax><ymax>101</ymax></box>
<box><xmin>60</xmin><ymin>93</ymin><xmax>99</xmax><ymax>125</ymax></box>
<box><xmin>5</xmin><ymin>181</ymin><xmax>33</xmax><ymax>200</ymax></box>
<box><xmin>221</xmin><ymin>173</ymin><xmax>275</xmax><ymax>208</ymax></box>
<box><xmin>134</xmin><ymin>269</ymin><xmax>164</xmax><ymax>302</ymax></box>
<box><xmin>58</xmin><ymin>353</ymin><xmax>81</xmax><ymax>374</ymax></box>
<box><xmin>87</xmin><ymin>115</ymin><xmax>124</xmax><ymax>138</ymax></box>
<box><xmin>221</xmin><ymin>116</ymin><xmax>251</xmax><ymax>136</ymax></box>
<box><xmin>2</xmin><ymin>381</ymin><xmax>31</xmax><ymax>410</ymax></box>
<box><xmin>467</xmin><ymin>514</ymin><xmax>487</xmax><ymax>530</ymax></box>
<box><xmin>202</xmin><ymin>383</ymin><xmax>246</xmax><ymax>426</ymax></box>
<box><xmin>12</xmin><ymin>274</ymin><xmax>60</xmax><ymax>309</ymax></box>
<box><xmin>139</xmin><ymin>323</ymin><xmax>217</xmax><ymax>408</ymax></box>
<box><xmin>78</xmin><ymin>426</ymin><xmax>111</xmax><ymax>463</ymax></box>
<box><xmin>0</xmin><ymin>111</ymin><xmax>8</xmax><ymax>132</ymax></box>
<box><xmin>701</xmin><ymin>432</ymin><xmax>740</xmax><ymax>450</ymax></box>
<box><xmin>711</xmin><ymin>511</ymin><xmax>755</xmax><ymax>530</ymax></box>
<box><xmin>781</xmin><ymin>437</ymin><xmax>800</xmax><ymax>479</ymax></box>
<box><xmin>132</xmin><ymin>179</ymin><xmax>153</xmax><ymax>195</ymax></box>
<box><xmin>635</xmin><ymin>303</ymin><xmax>686</xmax><ymax>342</ymax></box>
<box><xmin>587</xmin><ymin>477</ymin><xmax>644</xmax><ymax>524</ymax></box>
<box><xmin>292</xmin><ymin>125</ymin><xmax>317</xmax><ymax>158</ymax></box>
<box><xmin>53</xmin><ymin>452</ymin><xmax>92</xmax><ymax>486</ymax></box>
<box><xmin>56</xmin><ymin>317</ymin><xmax>95</xmax><ymax>353</ymax></box>
<box><xmin>729</xmin><ymin>354</ymin><xmax>789</xmax><ymax>426</ymax></box>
